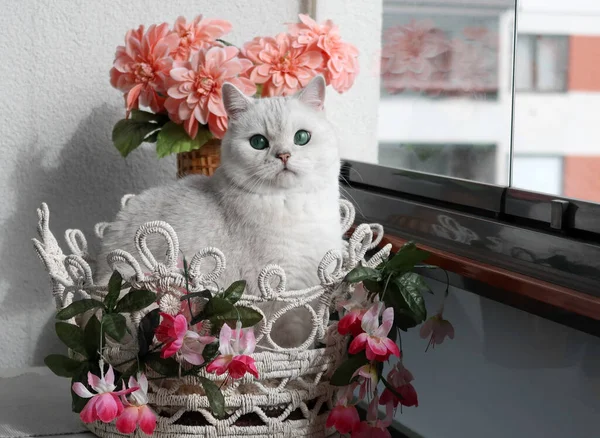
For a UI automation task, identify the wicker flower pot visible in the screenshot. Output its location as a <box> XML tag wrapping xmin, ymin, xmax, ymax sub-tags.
<box><xmin>176</xmin><ymin>139</ymin><xmax>221</xmax><ymax>178</ymax></box>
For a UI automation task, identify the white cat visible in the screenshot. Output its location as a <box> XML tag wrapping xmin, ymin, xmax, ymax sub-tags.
<box><xmin>96</xmin><ymin>76</ymin><xmax>343</xmax><ymax>348</ymax></box>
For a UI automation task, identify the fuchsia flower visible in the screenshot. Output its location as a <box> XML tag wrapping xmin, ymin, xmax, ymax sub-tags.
<box><xmin>115</xmin><ymin>374</ymin><xmax>156</xmax><ymax>435</ymax></box>
<box><xmin>110</xmin><ymin>23</ymin><xmax>179</xmax><ymax>114</ymax></box>
<box><xmin>352</xmin><ymin>363</ymin><xmax>379</xmax><ymax>400</ymax></box>
<box><xmin>326</xmin><ymin>384</ymin><xmax>360</xmax><ymax>434</ymax></box>
<box><xmin>352</xmin><ymin>395</ymin><xmax>393</xmax><ymax>438</ymax></box>
<box><xmin>419</xmin><ymin>309</ymin><xmax>454</xmax><ymax>351</ymax></box>
<box><xmin>72</xmin><ymin>364</ymin><xmax>138</xmax><ymax>424</ymax></box>
<box><xmin>380</xmin><ymin>362</ymin><xmax>418</xmax><ymax>408</ymax></box>
<box><xmin>171</xmin><ymin>15</ymin><xmax>232</xmax><ymax>61</ymax></box>
<box><xmin>165</xmin><ymin>46</ymin><xmax>256</xmax><ymax>139</ymax></box>
<box><xmin>348</xmin><ymin>303</ymin><xmax>400</xmax><ymax>362</ymax></box>
<box><xmin>243</xmin><ymin>33</ymin><xmax>323</xmax><ymax>96</ymax></box>
<box><xmin>288</xmin><ymin>14</ymin><xmax>359</xmax><ymax>93</ymax></box>
<box><xmin>155</xmin><ymin>313</ymin><xmax>187</xmax><ymax>358</ymax></box>
<box><xmin>337</xmin><ymin>283</ymin><xmax>371</xmax><ymax>337</ymax></box>
<box><xmin>206</xmin><ymin>322</ymin><xmax>259</xmax><ymax>379</ymax></box>
<box><xmin>155</xmin><ymin>312</ymin><xmax>215</xmax><ymax>364</ymax></box>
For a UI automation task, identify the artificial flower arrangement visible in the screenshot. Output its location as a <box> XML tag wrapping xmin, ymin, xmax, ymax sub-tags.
<box><xmin>109</xmin><ymin>14</ymin><xmax>359</xmax><ymax>159</ymax></box>
<box><xmin>45</xmin><ymin>258</ymin><xmax>263</xmax><ymax>435</ymax></box>
<box><xmin>326</xmin><ymin>242</ymin><xmax>455</xmax><ymax>437</ymax></box>
<box><xmin>44</xmin><ymin>241</ymin><xmax>454</xmax><ymax>437</ymax></box>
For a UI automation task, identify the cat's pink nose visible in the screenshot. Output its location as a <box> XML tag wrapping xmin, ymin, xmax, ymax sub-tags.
<box><xmin>277</xmin><ymin>152</ymin><xmax>291</xmax><ymax>165</ymax></box>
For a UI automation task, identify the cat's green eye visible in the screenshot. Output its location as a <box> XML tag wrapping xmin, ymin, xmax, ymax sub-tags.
<box><xmin>294</xmin><ymin>130</ymin><xmax>311</xmax><ymax>146</ymax></box>
<box><xmin>249</xmin><ymin>134</ymin><xmax>269</xmax><ymax>150</ymax></box>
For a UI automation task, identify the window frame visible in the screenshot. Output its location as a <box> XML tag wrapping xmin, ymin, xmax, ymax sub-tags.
<box><xmin>340</xmin><ymin>160</ymin><xmax>600</xmax><ymax>301</ymax></box>
<box><xmin>515</xmin><ymin>34</ymin><xmax>570</xmax><ymax>93</ymax></box>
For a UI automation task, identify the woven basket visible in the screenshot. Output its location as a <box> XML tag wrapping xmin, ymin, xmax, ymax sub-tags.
<box><xmin>33</xmin><ymin>198</ymin><xmax>392</xmax><ymax>438</ymax></box>
<box><xmin>177</xmin><ymin>139</ymin><xmax>221</xmax><ymax>178</ymax></box>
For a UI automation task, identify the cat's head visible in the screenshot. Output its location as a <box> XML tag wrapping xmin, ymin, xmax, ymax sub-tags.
<box><xmin>219</xmin><ymin>76</ymin><xmax>340</xmax><ymax>193</ymax></box>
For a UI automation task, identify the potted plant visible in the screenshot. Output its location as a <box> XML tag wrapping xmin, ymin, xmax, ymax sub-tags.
<box><xmin>109</xmin><ymin>14</ymin><xmax>359</xmax><ymax>177</ymax></box>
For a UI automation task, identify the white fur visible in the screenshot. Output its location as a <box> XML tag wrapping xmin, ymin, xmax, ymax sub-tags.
<box><xmin>96</xmin><ymin>76</ymin><xmax>342</xmax><ymax>348</ymax></box>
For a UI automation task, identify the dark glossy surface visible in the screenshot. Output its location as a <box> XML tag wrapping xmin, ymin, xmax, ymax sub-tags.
<box><xmin>341</xmin><ymin>161</ymin><xmax>504</xmax><ymax>214</ymax></box>
<box><xmin>343</xmin><ymin>184</ymin><xmax>600</xmax><ymax>299</ymax></box>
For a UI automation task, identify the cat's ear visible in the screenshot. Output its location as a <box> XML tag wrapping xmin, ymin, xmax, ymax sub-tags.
<box><xmin>295</xmin><ymin>75</ymin><xmax>326</xmax><ymax>111</ymax></box>
<box><xmin>222</xmin><ymin>83</ymin><xmax>252</xmax><ymax>120</ymax></box>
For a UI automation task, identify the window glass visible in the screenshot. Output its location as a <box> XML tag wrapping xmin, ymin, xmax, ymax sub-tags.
<box><xmin>378</xmin><ymin>0</ymin><xmax>515</xmax><ymax>185</ymax></box>
<box><xmin>512</xmin><ymin>3</ymin><xmax>600</xmax><ymax>203</ymax></box>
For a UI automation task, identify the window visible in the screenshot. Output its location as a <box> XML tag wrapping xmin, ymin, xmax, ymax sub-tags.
<box><xmin>515</xmin><ymin>35</ymin><xmax>569</xmax><ymax>92</ymax></box>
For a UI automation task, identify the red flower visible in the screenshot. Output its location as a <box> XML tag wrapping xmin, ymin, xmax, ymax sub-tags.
<box><xmin>338</xmin><ymin>308</ymin><xmax>367</xmax><ymax>337</ymax></box>
<box><xmin>155</xmin><ymin>313</ymin><xmax>187</xmax><ymax>358</ymax></box>
<box><xmin>326</xmin><ymin>404</ymin><xmax>360</xmax><ymax>434</ymax></box>
<box><xmin>206</xmin><ymin>322</ymin><xmax>259</xmax><ymax>380</ymax></box>
<box><xmin>379</xmin><ymin>362</ymin><xmax>419</xmax><ymax>408</ymax></box>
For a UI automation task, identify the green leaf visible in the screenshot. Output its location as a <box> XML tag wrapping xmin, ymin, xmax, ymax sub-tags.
<box><xmin>385</xmin><ymin>242</ymin><xmax>430</xmax><ymax>274</ymax></box>
<box><xmin>344</xmin><ymin>266</ymin><xmax>381</xmax><ymax>284</ymax></box>
<box><xmin>363</xmin><ymin>279</ymin><xmax>382</xmax><ymax>294</ymax></box>
<box><xmin>84</xmin><ymin>315</ymin><xmax>103</xmax><ymax>360</ymax></box>
<box><xmin>222</xmin><ymin>280</ymin><xmax>246</xmax><ymax>304</ymax></box>
<box><xmin>144</xmin><ymin>131</ymin><xmax>159</xmax><ymax>143</ymax></box>
<box><xmin>199</xmin><ymin>376</ymin><xmax>225</xmax><ymax>417</ymax></box>
<box><xmin>130</xmin><ymin>109</ymin><xmax>169</xmax><ymax>123</ymax></box>
<box><xmin>115</xmin><ymin>289</ymin><xmax>156</xmax><ymax>313</ymax></box>
<box><xmin>104</xmin><ymin>271</ymin><xmax>123</xmax><ymax>312</ymax></box>
<box><xmin>208</xmin><ymin>306</ymin><xmax>263</xmax><ymax>333</ymax></box>
<box><xmin>138</xmin><ymin>308</ymin><xmax>160</xmax><ymax>357</ymax></box>
<box><xmin>204</xmin><ymin>297</ymin><xmax>235</xmax><ymax>318</ymax></box>
<box><xmin>102</xmin><ymin>313</ymin><xmax>127</xmax><ymax>341</ymax></box>
<box><xmin>394</xmin><ymin>273</ymin><xmax>428</xmax><ymax>323</ymax></box>
<box><xmin>202</xmin><ymin>342</ymin><xmax>220</xmax><ymax>364</ymax></box>
<box><xmin>44</xmin><ymin>354</ymin><xmax>83</xmax><ymax>378</ymax></box>
<box><xmin>156</xmin><ymin>121</ymin><xmax>213</xmax><ymax>158</ymax></box>
<box><xmin>55</xmin><ymin>322</ymin><xmax>86</xmax><ymax>357</ymax></box>
<box><xmin>56</xmin><ymin>299</ymin><xmax>105</xmax><ymax>321</ymax></box>
<box><xmin>180</xmin><ymin>290</ymin><xmax>213</xmax><ymax>301</ymax></box>
<box><xmin>145</xmin><ymin>353</ymin><xmax>180</xmax><ymax>377</ymax></box>
<box><xmin>330</xmin><ymin>352</ymin><xmax>369</xmax><ymax>386</ymax></box>
<box><xmin>112</xmin><ymin>118</ymin><xmax>159</xmax><ymax>157</ymax></box>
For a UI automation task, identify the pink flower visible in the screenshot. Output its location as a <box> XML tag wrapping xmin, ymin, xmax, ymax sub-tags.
<box><xmin>171</xmin><ymin>15</ymin><xmax>232</xmax><ymax>61</ymax></box>
<box><xmin>352</xmin><ymin>363</ymin><xmax>379</xmax><ymax>400</ymax></box>
<box><xmin>381</xmin><ymin>20</ymin><xmax>449</xmax><ymax>93</ymax></box>
<box><xmin>110</xmin><ymin>23</ymin><xmax>179</xmax><ymax>114</ymax></box>
<box><xmin>116</xmin><ymin>374</ymin><xmax>156</xmax><ymax>435</ymax></box>
<box><xmin>165</xmin><ymin>46</ymin><xmax>255</xmax><ymax>139</ymax></box>
<box><xmin>351</xmin><ymin>395</ymin><xmax>393</xmax><ymax>438</ymax></box>
<box><xmin>181</xmin><ymin>330</ymin><xmax>216</xmax><ymax>365</ymax></box>
<box><xmin>289</xmin><ymin>14</ymin><xmax>359</xmax><ymax>93</ymax></box>
<box><xmin>419</xmin><ymin>310</ymin><xmax>454</xmax><ymax>351</ymax></box>
<box><xmin>72</xmin><ymin>364</ymin><xmax>138</xmax><ymax>424</ymax></box>
<box><xmin>243</xmin><ymin>33</ymin><xmax>323</xmax><ymax>96</ymax></box>
<box><xmin>348</xmin><ymin>303</ymin><xmax>400</xmax><ymax>362</ymax></box>
<box><xmin>326</xmin><ymin>384</ymin><xmax>360</xmax><ymax>434</ymax></box>
<box><xmin>338</xmin><ymin>283</ymin><xmax>371</xmax><ymax>337</ymax></box>
<box><xmin>206</xmin><ymin>322</ymin><xmax>259</xmax><ymax>379</ymax></box>
<box><xmin>155</xmin><ymin>313</ymin><xmax>187</xmax><ymax>358</ymax></box>
<box><xmin>379</xmin><ymin>362</ymin><xmax>419</xmax><ymax>408</ymax></box>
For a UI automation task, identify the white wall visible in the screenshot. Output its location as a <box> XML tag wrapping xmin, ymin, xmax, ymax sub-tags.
<box><xmin>0</xmin><ymin>0</ymin><xmax>382</xmax><ymax>367</ymax></box>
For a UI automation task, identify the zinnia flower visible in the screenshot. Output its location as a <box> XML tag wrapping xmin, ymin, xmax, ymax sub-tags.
<box><xmin>419</xmin><ymin>308</ymin><xmax>454</xmax><ymax>351</ymax></box>
<box><xmin>72</xmin><ymin>364</ymin><xmax>138</xmax><ymax>424</ymax></box>
<box><xmin>155</xmin><ymin>313</ymin><xmax>187</xmax><ymax>358</ymax></box>
<box><xmin>348</xmin><ymin>302</ymin><xmax>400</xmax><ymax>362</ymax></box>
<box><xmin>206</xmin><ymin>321</ymin><xmax>259</xmax><ymax>379</ymax></box>
<box><xmin>243</xmin><ymin>33</ymin><xmax>323</xmax><ymax>96</ymax></box>
<box><xmin>165</xmin><ymin>46</ymin><xmax>256</xmax><ymax>139</ymax></box>
<box><xmin>326</xmin><ymin>384</ymin><xmax>360</xmax><ymax>434</ymax></box>
<box><xmin>171</xmin><ymin>15</ymin><xmax>232</xmax><ymax>61</ymax></box>
<box><xmin>110</xmin><ymin>23</ymin><xmax>179</xmax><ymax>113</ymax></box>
<box><xmin>288</xmin><ymin>14</ymin><xmax>359</xmax><ymax>93</ymax></box>
<box><xmin>116</xmin><ymin>373</ymin><xmax>156</xmax><ymax>435</ymax></box>
<box><xmin>352</xmin><ymin>395</ymin><xmax>393</xmax><ymax>438</ymax></box>
<box><xmin>379</xmin><ymin>362</ymin><xmax>418</xmax><ymax>408</ymax></box>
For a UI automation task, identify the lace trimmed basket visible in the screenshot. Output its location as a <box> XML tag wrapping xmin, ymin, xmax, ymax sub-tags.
<box><xmin>33</xmin><ymin>197</ymin><xmax>391</xmax><ymax>438</ymax></box>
